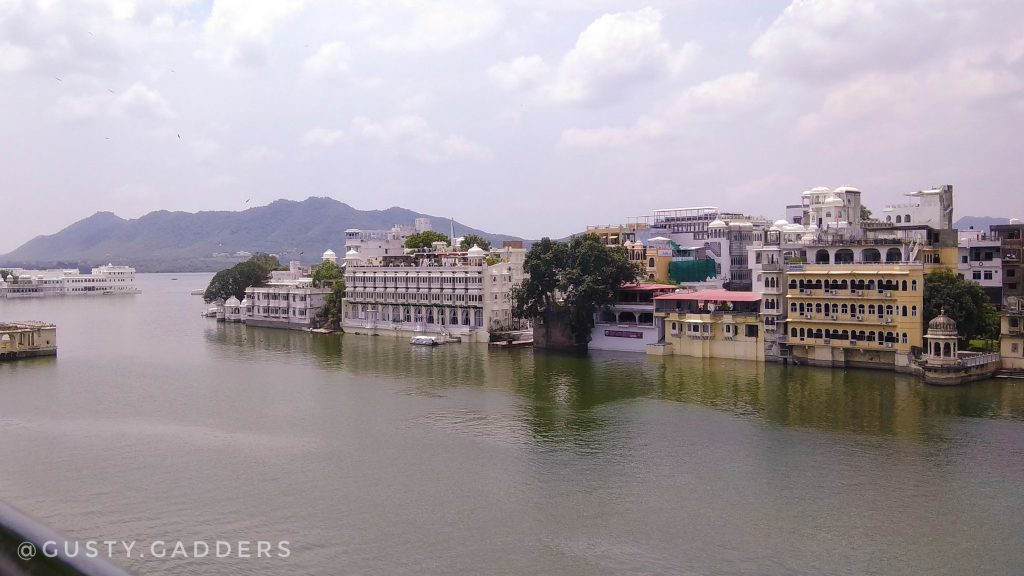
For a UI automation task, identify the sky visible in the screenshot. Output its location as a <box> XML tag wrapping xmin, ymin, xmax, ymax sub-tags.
<box><xmin>2</xmin><ymin>0</ymin><xmax>1024</xmax><ymax>252</ymax></box>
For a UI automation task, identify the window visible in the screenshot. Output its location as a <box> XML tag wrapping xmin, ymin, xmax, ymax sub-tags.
<box><xmin>973</xmin><ymin>272</ymin><xmax>982</xmax><ymax>280</ymax></box>
<box><xmin>1009</xmin><ymin>269</ymin><xmax>1017</xmax><ymax>277</ymax></box>
<box><xmin>745</xmin><ymin>325</ymin><xmax>758</xmax><ymax>338</ymax></box>
<box><xmin>961</xmin><ymin>255</ymin><xmax>968</xmax><ymax>264</ymax></box>
<box><xmin>1012</xmin><ymin>343</ymin><xmax>1020</xmax><ymax>354</ymax></box>
<box><xmin>911</xmin><ymin>306</ymin><xmax>918</xmax><ymax>317</ymax></box>
<box><xmin>905</xmin><ymin>214</ymin><xmax>911</xmax><ymax>223</ymax></box>
<box><xmin>984</xmin><ymin>271</ymin><xmax>993</xmax><ymax>280</ymax></box>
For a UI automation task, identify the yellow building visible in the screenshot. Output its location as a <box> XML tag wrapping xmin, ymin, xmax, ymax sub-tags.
<box><xmin>1001</xmin><ymin>305</ymin><xmax>1024</xmax><ymax>370</ymax></box>
<box><xmin>783</xmin><ymin>263</ymin><xmax>925</xmax><ymax>370</ymax></box>
<box><xmin>649</xmin><ymin>290</ymin><xmax>764</xmax><ymax>361</ymax></box>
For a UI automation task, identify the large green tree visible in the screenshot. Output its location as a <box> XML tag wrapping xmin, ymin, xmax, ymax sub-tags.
<box><xmin>513</xmin><ymin>234</ymin><xmax>640</xmax><ymax>346</ymax></box>
<box><xmin>404</xmin><ymin>231</ymin><xmax>450</xmax><ymax>250</ymax></box>
<box><xmin>459</xmin><ymin>234</ymin><xmax>491</xmax><ymax>251</ymax></box>
<box><xmin>924</xmin><ymin>269</ymin><xmax>999</xmax><ymax>342</ymax></box>
<box><xmin>203</xmin><ymin>254</ymin><xmax>281</xmax><ymax>303</ymax></box>
<box><xmin>0</xmin><ymin>269</ymin><xmax>13</xmax><ymax>282</ymax></box>
<box><xmin>311</xmin><ymin>260</ymin><xmax>344</xmax><ymax>288</ymax></box>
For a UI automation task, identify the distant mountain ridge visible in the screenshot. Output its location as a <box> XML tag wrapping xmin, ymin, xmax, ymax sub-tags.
<box><xmin>954</xmin><ymin>216</ymin><xmax>1011</xmax><ymax>231</ymax></box>
<box><xmin>0</xmin><ymin>197</ymin><xmax>524</xmax><ymax>273</ymax></box>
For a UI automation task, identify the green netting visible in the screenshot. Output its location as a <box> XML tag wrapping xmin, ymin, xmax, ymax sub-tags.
<box><xmin>668</xmin><ymin>258</ymin><xmax>717</xmax><ymax>282</ymax></box>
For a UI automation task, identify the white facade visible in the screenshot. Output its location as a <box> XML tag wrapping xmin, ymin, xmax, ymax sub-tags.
<box><xmin>344</xmin><ymin>220</ymin><xmax>430</xmax><ymax>265</ymax></box>
<box><xmin>0</xmin><ymin>264</ymin><xmax>140</xmax><ymax>298</ymax></box>
<box><xmin>957</xmin><ymin>229</ymin><xmax>1001</xmax><ymax>295</ymax></box>
<box><xmin>881</xmin><ymin>185</ymin><xmax>954</xmax><ymax>229</ymax></box>
<box><xmin>243</xmin><ymin>280</ymin><xmax>331</xmax><ymax>330</ymax></box>
<box><xmin>342</xmin><ymin>245</ymin><xmax>525</xmax><ymax>343</ymax></box>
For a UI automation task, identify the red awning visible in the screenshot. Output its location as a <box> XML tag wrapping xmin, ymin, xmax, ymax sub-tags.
<box><xmin>619</xmin><ymin>283</ymin><xmax>678</xmax><ymax>292</ymax></box>
<box><xmin>654</xmin><ymin>289</ymin><xmax>762</xmax><ymax>302</ymax></box>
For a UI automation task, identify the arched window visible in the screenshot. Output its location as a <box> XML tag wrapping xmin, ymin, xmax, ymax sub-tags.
<box><xmin>862</xmin><ymin>248</ymin><xmax>881</xmax><ymax>263</ymax></box>
<box><xmin>901</xmin><ymin>280</ymin><xmax>907</xmax><ymax>291</ymax></box>
<box><xmin>789</xmin><ymin>279</ymin><xmax>798</xmax><ymax>289</ymax></box>
<box><xmin>905</xmin><ymin>214</ymin><xmax>911</xmax><ymax>223</ymax></box>
<box><xmin>816</xmin><ymin>249</ymin><xmax>830</xmax><ymax>264</ymax></box>
<box><xmin>943</xmin><ymin>342</ymin><xmax>951</xmax><ymax>356</ymax></box>
<box><xmin>835</xmin><ymin>249</ymin><xmax>854</xmax><ymax>264</ymax></box>
<box><xmin>896</xmin><ymin>215</ymin><xmax>902</xmax><ymax>223</ymax></box>
<box><xmin>600</xmin><ymin>309</ymin><xmax>616</xmax><ymax>322</ymax></box>
<box><xmin>619</xmin><ymin>311</ymin><xmax>637</xmax><ymax>324</ymax></box>
<box><xmin>886</xmin><ymin>248</ymin><xmax>902</xmax><ymax>262</ymax></box>
<box><xmin>799</xmin><ymin>328</ymin><xmax>806</xmax><ymax>338</ymax></box>
<box><xmin>639</xmin><ymin>312</ymin><xmax>654</xmax><ymax>325</ymax></box>
<box><xmin>886</xmin><ymin>215</ymin><xmax>892</xmax><ymax>222</ymax></box>
<box><xmin>934</xmin><ymin>342</ymin><xmax>941</xmax><ymax>356</ymax></box>
<box><xmin>841</xmin><ymin>304</ymin><xmax>849</xmax><ymax>314</ymax></box>
<box><xmin>791</xmin><ymin>328</ymin><xmax>798</xmax><ymax>337</ymax></box>
<box><xmin>868</xmin><ymin>304</ymin><xmax>876</xmax><ymax>315</ymax></box>
<box><xmin>648</xmin><ymin>258</ymin><xmax>655</xmax><ymax>268</ymax></box>
<box><xmin>911</xmin><ymin>280</ymin><xmax>918</xmax><ymax>291</ymax></box>
<box><xmin>912</xmin><ymin>306</ymin><xmax>918</xmax><ymax>317</ymax></box>
<box><xmin>902</xmin><ymin>305</ymin><xmax>907</xmax><ymax>317</ymax></box>
<box><xmin>902</xmin><ymin>333</ymin><xmax>908</xmax><ymax>344</ymax></box>
<box><xmin>815</xmin><ymin>303</ymin><xmax>823</xmax><ymax>314</ymax></box>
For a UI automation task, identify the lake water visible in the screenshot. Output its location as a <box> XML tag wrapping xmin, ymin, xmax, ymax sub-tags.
<box><xmin>2</xmin><ymin>273</ymin><xmax>1024</xmax><ymax>575</ymax></box>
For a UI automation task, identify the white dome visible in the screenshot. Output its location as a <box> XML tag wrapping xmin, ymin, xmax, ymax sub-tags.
<box><xmin>322</xmin><ymin>249</ymin><xmax>337</xmax><ymax>259</ymax></box>
<box><xmin>623</xmin><ymin>241</ymin><xmax>635</xmax><ymax>248</ymax></box>
<box><xmin>225</xmin><ymin>296</ymin><xmax>240</xmax><ymax>306</ymax></box>
<box><xmin>1011</xmin><ymin>218</ymin><xmax>1021</xmax><ymax>225</ymax></box>
<box><xmin>467</xmin><ymin>245</ymin><xmax>485</xmax><ymax>256</ymax></box>
<box><xmin>240</xmin><ymin>297</ymin><xmax>250</xmax><ymax>306</ymax></box>
<box><xmin>823</xmin><ymin>194</ymin><xmax>844</xmax><ymax>207</ymax></box>
<box><xmin>345</xmin><ymin>249</ymin><xmax>360</xmax><ymax>259</ymax></box>
<box><xmin>633</xmin><ymin>240</ymin><xmax>643</xmax><ymax>247</ymax></box>
<box><xmin>708</xmin><ymin>219</ymin><xmax>727</xmax><ymax>229</ymax></box>
<box><xmin>773</xmin><ymin>219</ymin><xmax>789</xmax><ymax>227</ymax></box>
<box><xmin>801</xmin><ymin>233</ymin><xmax>816</xmax><ymax>243</ymax></box>
<box><xmin>782</xmin><ymin>224</ymin><xmax>805</xmax><ymax>233</ymax></box>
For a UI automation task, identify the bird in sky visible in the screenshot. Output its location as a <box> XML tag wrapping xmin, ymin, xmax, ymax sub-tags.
<box><xmin>54</xmin><ymin>77</ymin><xmax>62</xmax><ymax>82</ymax></box>
<box><xmin>177</xmin><ymin>133</ymin><xmax>181</xmax><ymax>139</ymax></box>
<box><xmin>245</xmin><ymin>198</ymin><xmax>250</xmax><ymax>203</ymax></box>
<box><xmin>107</xmin><ymin>89</ymin><xmax>115</xmax><ymax>94</ymax></box>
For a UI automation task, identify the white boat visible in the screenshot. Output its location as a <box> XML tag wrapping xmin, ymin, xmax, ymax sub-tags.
<box><xmin>410</xmin><ymin>335</ymin><xmax>441</xmax><ymax>346</ymax></box>
<box><xmin>201</xmin><ymin>307</ymin><xmax>219</xmax><ymax>318</ymax></box>
<box><xmin>190</xmin><ymin>289</ymin><xmax>205</xmax><ymax>295</ymax></box>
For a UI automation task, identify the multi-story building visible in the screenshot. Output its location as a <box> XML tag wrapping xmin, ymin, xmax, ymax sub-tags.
<box><xmin>957</xmin><ymin>228</ymin><xmax>1002</xmax><ymax>304</ymax></box>
<box><xmin>880</xmin><ymin>185</ymin><xmax>954</xmax><ymax>230</ymax></box>
<box><xmin>341</xmin><ymin>243</ymin><xmax>525</xmax><ymax>343</ymax></box>
<box><xmin>589</xmin><ymin>283</ymin><xmax>676</xmax><ymax>352</ymax></box>
<box><xmin>783</xmin><ymin>263</ymin><xmax>925</xmax><ymax>370</ymax></box>
<box><xmin>0</xmin><ymin>264</ymin><xmax>140</xmax><ymax>298</ymax></box>
<box><xmin>343</xmin><ymin>218</ymin><xmax>432</xmax><ymax>265</ymax></box>
<box><xmin>648</xmin><ymin>289</ymin><xmax>764</xmax><ymax>360</ymax></box>
<box><xmin>230</xmin><ymin>260</ymin><xmax>333</xmax><ymax>330</ymax></box>
<box><xmin>992</xmin><ymin>220</ymin><xmax>1024</xmax><ymax>370</ymax></box>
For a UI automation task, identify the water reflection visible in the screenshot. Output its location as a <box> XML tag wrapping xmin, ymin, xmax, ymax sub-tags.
<box><xmin>203</xmin><ymin>323</ymin><xmax>1024</xmax><ymax>440</ymax></box>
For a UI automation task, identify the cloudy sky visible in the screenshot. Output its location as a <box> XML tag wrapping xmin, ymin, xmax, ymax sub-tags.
<box><xmin>2</xmin><ymin>0</ymin><xmax>1023</xmax><ymax>252</ymax></box>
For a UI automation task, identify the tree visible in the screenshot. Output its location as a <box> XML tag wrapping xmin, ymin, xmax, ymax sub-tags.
<box><xmin>203</xmin><ymin>256</ymin><xmax>277</xmax><ymax>302</ymax></box>
<box><xmin>860</xmin><ymin>205</ymin><xmax>875</xmax><ymax>221</ymax></box>
<box><xmin>404</xmin><ymin>231</ymin><xmax>450</xmax><ymax>250</ymax></box>
<box><xmin>513</xmin><ymin>234</ymin><xmax>640</xmax><ymax>346</ymax></box>
<box><xmin>0</xmin><ymin>269</ymin><xmax>11</xmax><ymax>281</ymax></box>
<box><xmin>311</xmin><ymin>260</ymin><xmax>344</xmax><ymax>288</ymax></box>
<box><xmin>459</xmin><ymin>234</ymin><xmax>491</xmax><ymax>251</ymax></box>
<box><xmin>250</xmin><ymin>252</ymin><xmax>286</xmax><ymax>271</ymax></box>
<box><xmin>924</xmin><ymin>269</ymin><xmax>999</xmax><ymax>342</ymax></box>
<box><xmin>318</xmin><ymin>282</ymin><xmax>346</xmax><ymax>329</ymax></box>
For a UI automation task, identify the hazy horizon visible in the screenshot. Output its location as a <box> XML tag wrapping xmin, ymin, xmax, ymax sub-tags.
<box><xmin>3</xmin><ymin>0</ymin><xmax>1024</xmax><ymax>253</ymax></box>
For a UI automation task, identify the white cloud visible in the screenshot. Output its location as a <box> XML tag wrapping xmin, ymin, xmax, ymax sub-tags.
<box><xmin>202</xmin><ymin>0</ymin><xmax>306</xmax><ymax>68</ymax></box>
<box><xmin>374</xmin><ymin>0</ymin><xmax>503</xmax><ymax>53</ymax></box>
<box><xmin>52</xmin><ymin>81</ymin><xmax>175</xmax><ymax>122</ymax></box>
<box><xmin>115</xmin><ymin>82</ymin><xmax>175</xmax><ymax>119</ymax></box>
<box><xmin>0</xmin><ymin>42</ymin><xmax>34</xmax><ymax>72</ymax></box>
<box><xmin>487</xmin><ymin>55</ymin><xmax>548</xmax><ymax>92</ymax></box>
<box><xmin>490</xmin><ymin>7</ymin><xmax>699</xmax><ymax>104</ymax></box>
<box><xmin>302</xmin><ymin>41</ymin><xmax>350</xmax><ymax>79</ymax></box>
<box><xmin>301</xmin><ymin>127</ymin><xmax>346</xmax><ymax>146</ymax></box>
<box><xmin>240</xmin><ymin>145</ymin><xmax>282</xmax><ymax>164</ymax></box>
<box><xmin>559</xmin><ymin>71</ymin><xmax>759</xmax><ymax>148</ymax></box>
<box><xmin>352</xmin><ymin>115</ymin><xmax>490</xmax><ymax>162</ymax></box>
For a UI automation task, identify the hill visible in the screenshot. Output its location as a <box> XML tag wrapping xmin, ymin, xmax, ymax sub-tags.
<box><xmin>0</xmin><ymin>197</ymin><xmax>524</xmax><ymax>272</ymax></box>
<box><xmin>954</xmin><ymin>216</ymin><xmax>1010</xmax><ymax>231</ymax></box>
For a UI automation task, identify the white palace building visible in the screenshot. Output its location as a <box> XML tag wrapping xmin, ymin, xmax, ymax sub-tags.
<box><xmin>341</xmin><ymin>242</ymin><xmax>526</xmax><ymax>343</ymax></box>
<box><xmin>1</xmin><ymin>264</ymin><xmax>140</xmax><ymax>298</ymax></box>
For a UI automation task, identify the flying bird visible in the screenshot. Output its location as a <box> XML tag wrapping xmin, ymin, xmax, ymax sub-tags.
<box><xmin>177</xmin><ymin>133</ymin><xmax>181</xmax><ymax>139</ymax></box>
<box><xmin>107</xmin><ymin>89</ymin><xmax>115</xmax><ymax>94</ymax></box>
<box><xmin>245</xmin><ymin>198</ymin><xmax>250</xmax><ymax>203</ymax></box>
<box><xmin>54</xmin><ymin>77</ymin><xmax>62</xmax><ymax>82</ymax></box>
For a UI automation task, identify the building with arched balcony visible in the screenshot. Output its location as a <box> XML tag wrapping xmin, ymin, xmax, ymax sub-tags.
<box><xmin>784</xmin><ymin>262</ymin><xmax>925</xmax><ymax>370</ymax></box>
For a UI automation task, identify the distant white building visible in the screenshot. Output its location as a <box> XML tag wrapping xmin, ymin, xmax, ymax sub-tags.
<box><xmin>881</xmin><ymin>185</ymin><xmax>954</xmax><ymax>229</ymax></box>
<box><xmin>1</xmin><ymin>264</ymin><xmax>140</xmax><ymax>298</ymax></box>
<box><xmin>958</xmin><ymin>228</ymin><xmax>1002</xmax><ymax>304</ymax></box>
<box><xmin>342</xmin><ymin>241</ymin><xmax>525</xmax><ymax>343</ymax></box>
<box><xmin>343</xmin><ymin>221</ymin><xmax>430</xmax><ymax>266</ymax></box>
